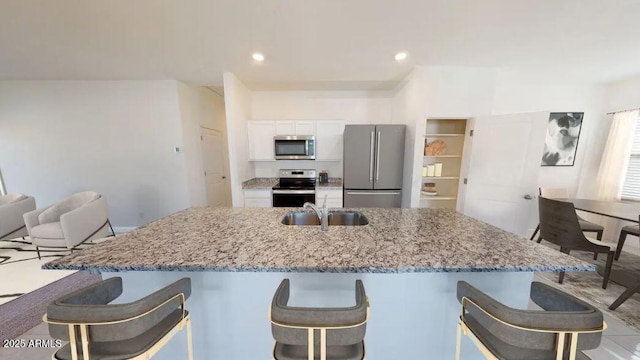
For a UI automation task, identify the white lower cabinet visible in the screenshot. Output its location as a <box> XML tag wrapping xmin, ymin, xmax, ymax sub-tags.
<box><xmin>316</xmin><ymin>189</ymin><xmax>343</xmax><ymax>208</ymax></box>
<box><xmin>243</xmin><ymin>189</ymin><xmax>272</xmax><ymax>207</ymax></box>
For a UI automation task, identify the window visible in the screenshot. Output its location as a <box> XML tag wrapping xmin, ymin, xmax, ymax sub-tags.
<box><xmin>621</xmin><ymin>117</ymin><xmax>640</xmax><ymax>200</ymax></box>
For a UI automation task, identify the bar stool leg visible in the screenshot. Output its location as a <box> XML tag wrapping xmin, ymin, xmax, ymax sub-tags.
<box><xmin>455</xmin><ymin>321</ymin><xmax>462</xmax><ymax>360</ymax></box>
<box><xmin>187</xmin><ymin>318</ymin><xmax>194</xmax><ymax>360</ymax></box>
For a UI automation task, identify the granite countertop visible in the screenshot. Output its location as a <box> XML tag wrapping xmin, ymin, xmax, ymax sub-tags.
<box><xmin>44</xmin><ymin>208</ymin><xmax>593</xmax><ymax>273</ymax></box>
<box><xmin>242</xmin><ymin>178</ymin><xmax>279</xmax><ymax>189</ymax></box>
<box><xmin>242</xmin><ymin>177</ymin><xmax>343</xmax><ymax>189</ymax></box>
<box><xmin>316</xmin><ymin>178</ymin><xmax>342</xmax><ymax>189</ymax></box>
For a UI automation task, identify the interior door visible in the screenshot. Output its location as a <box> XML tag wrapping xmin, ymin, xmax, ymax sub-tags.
<box><xmin>201</xmin><ymin>127</ymin><xmax>229</xmax><ymax>207</ymax></box>
<box><xmin>343</xmin><ymin>125</ymin><xmax>376</xmax><ymax>189</ymax></box>
<box><xmin>463</xmin><ymin>112</ymin><xmax>547</xmax><ymax>236</ymax></box>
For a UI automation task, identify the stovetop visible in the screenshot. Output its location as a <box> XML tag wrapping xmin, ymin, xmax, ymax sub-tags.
<box><xmin>274</xmin><ymin>169</ymin><xmax>317</xmax><ymax>190</ymax></box>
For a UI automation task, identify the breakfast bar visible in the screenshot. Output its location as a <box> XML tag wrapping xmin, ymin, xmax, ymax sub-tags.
<box><xmin>44</xmin><ymin>207</ymin><xmax>594</xmax><ymax>359</ymax></box>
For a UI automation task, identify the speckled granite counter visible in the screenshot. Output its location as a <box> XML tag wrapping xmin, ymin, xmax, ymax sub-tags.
<box><xmin>316</xmin><ymin>178</ymin><xmax>342</xmax><ymax>189</ymax></box>
<box><xmin>241</xmin><ymin>177</ymin><xmax>278</xmax><ymax>189</ymax></box>
<box><xmin>242</xmin><ymin>177</ymin><xmax>342</xmax><ymax>189</ymax></box>
<box><xmin>44</xmin><ymin>207</ymin><xmax>595</xmax><ymax>359</ymax></box>
<box><xmin>44</xmin><ymin>207</ymin><xmax>592</xmax><ymax>273</ymax></box>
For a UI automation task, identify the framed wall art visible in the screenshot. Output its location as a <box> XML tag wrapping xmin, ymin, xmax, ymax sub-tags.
<box><xmin>541</xmin><ymin>112</ymin><xmax>583</xmax><ymax>166</ymax></box>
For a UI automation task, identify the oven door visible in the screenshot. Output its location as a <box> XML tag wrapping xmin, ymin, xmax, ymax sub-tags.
<box><xmin>272</xmin><ymin>190</ymin><xmax>316</xmax><ymax>207</ymax></box>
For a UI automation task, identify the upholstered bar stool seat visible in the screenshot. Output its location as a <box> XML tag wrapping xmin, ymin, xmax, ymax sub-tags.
<box><xmin>270</xmin><ymin>279</ymin><xmax>369</xmax><ymax>360</ymax></box>
<box><xmin>45</xmin><ymin>277</ymin><xmax>193</xmax><ymax>360</ymax></box>
<box><xmin>456</xmin><ymin>281</ymin><xmax>605</xmax><ymax>360</ymax></box>
<box><xmin>275</xmin><ymin>343</ymin><xmax>364</xmax><ymax>360</ymax></box>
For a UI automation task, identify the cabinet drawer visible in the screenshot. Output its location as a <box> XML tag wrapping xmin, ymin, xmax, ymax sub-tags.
<box><xmin>244</xmin><ymin>198</ymin><xmax>272</xmax><ymax>208</ymax></box>
<box><xmin>325</xmin><ymin>199</ymin><xmax>343</xmax><ymax>208</ymax></box>
<box><xmin>243</xmin><ymin>189</ymin><xmax>272</xmax><ymax>207</ymax></box>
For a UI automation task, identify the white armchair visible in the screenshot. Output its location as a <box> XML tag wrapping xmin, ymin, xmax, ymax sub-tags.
<box><xmin>0</xmin><ymin>193</ymin><xmax>36</xmax><ymax>241</ymax></box>
<box><xmin>23</xmin><ymin>191</ymin><xmax>113</xmax><ymax>258</ymax></box>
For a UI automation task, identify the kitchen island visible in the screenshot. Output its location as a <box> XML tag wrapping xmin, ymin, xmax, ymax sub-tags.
<box><xmin>45</xmin><ymin>207</ymin><xmax>593</xmax><ymax>359</ymax></box>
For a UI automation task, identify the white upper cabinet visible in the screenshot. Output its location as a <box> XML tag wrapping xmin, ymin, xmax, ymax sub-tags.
<box><xmin>274</xmin><ymin>120</ymin><xmax>316</xmax><ymax>136</ymax></box>
<box><xmin>248</xmin><ymin>120</ymin><xmax>344</xmax><ymax>161</ymax></box>
<box><xmin>247</xmin><ymin>121</ymin><xmax>275</xmax><ymax>161</ymax></box>
<box><xmin>315</xmin><ymin>120</ymin><xmax>345</xmax><ymax>161</ymax></box>
<box><xmin>294</xmin><ymin>121</ymin><xmax>316</xmax><ymax>136</ymax></box>
<box><xmin>274</xmin><ymin>121</ymin><xmax>295</xmax><ymax>135</ymax></box>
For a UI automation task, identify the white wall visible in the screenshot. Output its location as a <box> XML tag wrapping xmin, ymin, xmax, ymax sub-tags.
<box><xmin>391</xmin><ymin>70</ymin><xmax>426</xmax><ymax>207</ymax></box>
<box><xmin>417</xmin><ymin>66</ymin><xmax>497</xmax><ymax>118</ymax></box>
<box><xmin>177</xmin><ymin>82</ymin><xmax>230</xmax><ymax>207</ymax></box>
<box><xmin>223</xmin><ymin>73</ymin><xmax>254</xmax><ymax>207</ymax></box>
<box><xmin>491</xmin><ymin>71</ymin><xmax>608</xmax><ymax>231</ymax></box>
<box><xmin>492</xmin><ymin>72</ymin><xmax>607</xmax><ymax>197</ymax></box>
<box><xmin>250</xmin><ymin>90</ymin><xmax>395</xmax><ymax>178</ymax></box>
<box><xmin>0</xmin><ymin>80</ymin><xmax>190</xmax><ymax>227</ymax></box>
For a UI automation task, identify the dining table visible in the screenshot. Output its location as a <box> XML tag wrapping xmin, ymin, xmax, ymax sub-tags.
<box><xmin>566</xmin><ymin>198</ymin><xmax>640</xmax><ymax>310</ymax></box>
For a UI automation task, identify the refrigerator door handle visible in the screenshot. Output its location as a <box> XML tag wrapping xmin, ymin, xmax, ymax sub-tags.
<box><xmin>375</xmin><ymin>131</ymin><xmax>381</xmax><ymax>182</ymax></box>
<box><xmin>369</xmin><ymin>131</ymin><xmax>375</xmax><ymax>183</ymax></box>
<box><xmin>346</xmin><ymin>191</ymin><xmax>401</xmax><ymax>195</ymax></box>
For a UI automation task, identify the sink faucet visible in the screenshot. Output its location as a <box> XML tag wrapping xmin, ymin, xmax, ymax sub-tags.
<box><xmin>303</xmin><ymin>195</ymin><xmax>329</xmax><ymax>231</ymax></box>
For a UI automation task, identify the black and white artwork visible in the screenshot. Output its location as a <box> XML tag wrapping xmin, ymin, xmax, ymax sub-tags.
<box><xmin>541</xmin><ymin>112</ymin><xmax>583</xmax><ymax>166</ymax></box>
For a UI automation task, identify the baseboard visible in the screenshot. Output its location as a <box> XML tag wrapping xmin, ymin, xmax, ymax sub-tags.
<box><xmin>112</xmin><ymin>226</ymin><xmax>137</xmax><ymax>235</ymax></box>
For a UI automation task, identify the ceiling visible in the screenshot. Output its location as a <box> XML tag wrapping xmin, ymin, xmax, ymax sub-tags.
<box><xmin>1</xmin><ymin>0</ymin><xmax>639</xmax><ymax>90</ymax></box>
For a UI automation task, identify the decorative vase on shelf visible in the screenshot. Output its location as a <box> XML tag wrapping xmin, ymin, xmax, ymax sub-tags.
<box><xmin>421</xmin><ymin>182</ymin><xmax>437</xmax><ymax>196</ymax></box>
<box><xmin>424</xmin><ymin>139</ymin><xmax>446</xmax><ymax>156</ymax></box>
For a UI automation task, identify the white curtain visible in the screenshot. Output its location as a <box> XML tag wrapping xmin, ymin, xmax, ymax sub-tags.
<box><xmin>594</xmin><ymin>109</ymin><xmax>639</xmax><ymax>240</ymax></box>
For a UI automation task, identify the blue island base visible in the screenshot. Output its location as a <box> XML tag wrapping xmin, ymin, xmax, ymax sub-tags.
<box><xmin>102</xmin><ymin>271</ymin><xmax>534</xmax><ymax>360</ymax></box>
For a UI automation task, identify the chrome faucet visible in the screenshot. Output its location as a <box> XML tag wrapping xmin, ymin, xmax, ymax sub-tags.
<box><xmin>303</xmin><ymin>195</ymin><xmax>329</xmax><ymax>231</ymax></box>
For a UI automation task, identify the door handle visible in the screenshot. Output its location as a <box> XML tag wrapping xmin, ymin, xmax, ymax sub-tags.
<box><xmin>524</xmin><ymin>194</ymin><xmax>533</xmax><ymax>200</ymax></box>
<box><xmin>375</xmin><ymin>131</ymin><xmax>381</xmax><ymax>182</ymax></box>
<box><xmin>369</xmin><ymin>131</ymin><xmax>375</xmax><ymax>183</ymax></box>
<box><xmin>346</xmin><ymin>191</ymin><xmax>400</xmax><ymax>195</ymax></box>
<box><xmin>222</xmin><ymin>176</ymin><xmax>227</xmax><ymax>179</ymax></box>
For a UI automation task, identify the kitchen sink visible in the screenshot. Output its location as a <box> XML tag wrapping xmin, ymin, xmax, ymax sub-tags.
<box><xmin>281</xmin><ymin>211</ymin><xmax>369</xmax><ymax>226</ymax></box>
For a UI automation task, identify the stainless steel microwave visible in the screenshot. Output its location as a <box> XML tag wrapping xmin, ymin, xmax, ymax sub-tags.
<box><xmin>274</xmin><ymin>135</ymin><xmax>316</xmax><ymax>160</ymax></box>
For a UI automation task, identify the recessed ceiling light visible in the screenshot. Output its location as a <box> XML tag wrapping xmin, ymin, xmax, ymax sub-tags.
<box><xmin>252</xmin><ymin>53</ymin><xmax>265</xmax><ymax>62</ymax></box>
<box><xmin>394</xmin><ymin>52</ymin><xmax>408</xmax><ymax>61</ymax></box>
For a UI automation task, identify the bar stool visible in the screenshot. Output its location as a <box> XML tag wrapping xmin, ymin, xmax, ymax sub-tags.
<box><xmin>614</xmin><ymin>221</ymin><xmax>640</xmax><ymax>260</ymax></box>
<box><xmin>455</xmin><ymin>281</ymin><xmax>605</xmax><ymax>360</ymax></box>
<box><xmin>44</xmin><ymin>277</ymin><xmax>193</xmax><ymax>360</ymax></box>
<box><xmin>269</xmin><ymin>279</ymin><xmax>369</xmax><ymax>360</ymax></box>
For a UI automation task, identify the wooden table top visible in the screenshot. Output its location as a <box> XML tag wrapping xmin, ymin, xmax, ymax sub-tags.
<box><xmin>568</xmin><ymin>198</ymin><xmax>640</xmax><ymax>223</ymax></box>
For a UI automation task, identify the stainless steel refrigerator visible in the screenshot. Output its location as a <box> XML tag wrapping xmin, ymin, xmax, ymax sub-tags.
<box><xmin>343</xmin><ymin>125</ymin><xmax>405</xmax><ymax>207</ymax></box>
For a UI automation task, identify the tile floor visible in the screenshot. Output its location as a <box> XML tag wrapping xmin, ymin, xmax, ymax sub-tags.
<box><xmin>533</xmin><ymin>273</ymin><xmax>640</xmax><ymax>360</ymax></box>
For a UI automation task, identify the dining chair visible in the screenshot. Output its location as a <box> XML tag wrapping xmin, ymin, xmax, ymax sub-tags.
<box><xmin>614</xmin><ymin>221</ymin><xmax>640</xmax><ymax>260</ymax></box>
<box><xmin>456</xmin><ymin>281</ymin><xmax>605</xmax><ymax>360</ymax></box>
<box><xmin>44</xmin><ymin>277</ymin><xmax>193</xmax><ymax>360</ymax></box>
<box><xmin>538</xmin><ymin>197</ymin><xmax>615</xmax><ymax>289</ymax></box>
<box><xmin>269</xmin><ymin>279</ymin><xmax>369</xmax><ymax>360</ymax></box>
<box><xmin>530</xmin><ymin>188</ymin><xmax>604</xmax><ymax>244</ymax></box>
